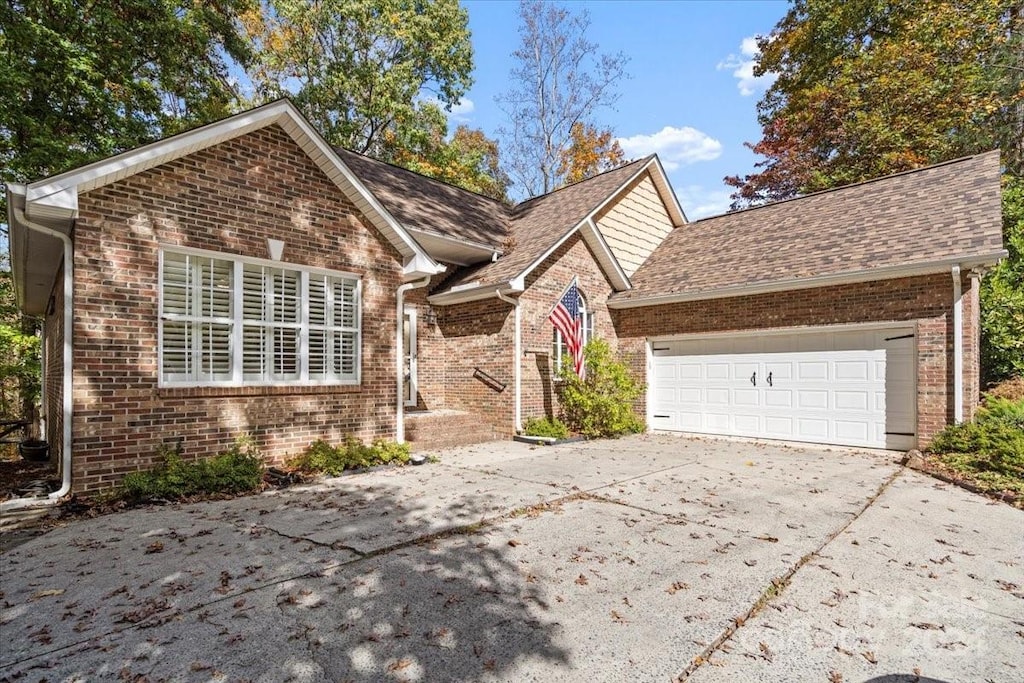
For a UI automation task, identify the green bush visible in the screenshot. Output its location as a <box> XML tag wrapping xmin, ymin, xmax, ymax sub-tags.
<box><xmin>522</xmin><ymin>416</ymin><xmax>570</xmax><ymax>439</ymax></box>
<box><xmin>289</xmin><ymin>437</ymin><xmax>410</xmax><ymax>476</ymax></box>
<box><xmin>929</xmin><ymin>397</ymin><xmax>1024</xmax><ymax>477</ymax></box>
<box><xmin>120</xmin><ymin>436</ymin><xmax>265</xmax><ymax>501</ymax></box>
<box><xmin>557</xmin><ymin>338</ymin><xmax>644</xmax><ymax>438</ymax></box>
<box><xmin>980</xmin><ymin>175</ymin><xmax>1024</xmax><ymax>384</ymax></box>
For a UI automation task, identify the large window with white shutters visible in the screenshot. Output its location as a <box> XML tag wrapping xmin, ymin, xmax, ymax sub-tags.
<box><xmin>160</xmin><ymin>249</ymin><xmax>361</xmax><ymax>387</ymax></box>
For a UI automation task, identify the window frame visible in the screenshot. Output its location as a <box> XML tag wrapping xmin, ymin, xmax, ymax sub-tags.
<box><xmin>551</xmin><ymin>291</ymin><xmax>595</xmax><ymax>375</ymax></box>
<box><xmin>158</xmin><ymin>245</ymin><xmax>362</xmax><ymax>388</ymax></box>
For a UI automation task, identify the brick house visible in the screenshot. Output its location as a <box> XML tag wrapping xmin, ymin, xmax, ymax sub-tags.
<box><xmin>5</xmin><ymin>100</ymin><xmax>1005</xmax><ymax>496</ymax></box>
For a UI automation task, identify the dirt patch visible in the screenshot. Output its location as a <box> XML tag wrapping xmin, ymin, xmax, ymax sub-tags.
<box><xmin>0</xmin><ymin>449</ymin><xmax>57</xmax><ymax>502</ymax></box>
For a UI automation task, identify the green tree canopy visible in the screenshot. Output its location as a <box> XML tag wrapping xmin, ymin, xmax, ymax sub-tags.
<box><xmin>726</xmin><ymin>0</ymin><xmax>1022</xmax><ymax>206</ymax></box>
<box><xmin>242</xmin><ymin>0</ymin><xmax>474</xmax><ymax>159</ymax></box>
<box><xmin>0</xmin><ymin>0</ymin><xmax>255</xmax><ymax>203</ymax></box>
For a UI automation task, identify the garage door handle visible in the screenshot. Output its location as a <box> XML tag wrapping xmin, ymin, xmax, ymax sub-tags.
<box><xmin>750</xmin><ymin>372</ymin><xmax>756</xmax><ymax>386</ymax></box>
<box><xmin>767</xmin><ymin>371</ymin><xmax>773</xmax><ymax>387</ymax></box>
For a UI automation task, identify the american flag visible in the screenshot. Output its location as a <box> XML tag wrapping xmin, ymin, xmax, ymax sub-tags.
<box><xmin>549</xmin><ymin>281</ymin><xmax>584</xmax><ymax>378</ymax></box>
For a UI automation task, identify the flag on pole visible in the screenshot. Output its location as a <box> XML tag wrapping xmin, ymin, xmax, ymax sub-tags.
<box><xmin>549</xmin><ymin>280</ymin><xmax>584</xmax><ymax>378</ymax></box>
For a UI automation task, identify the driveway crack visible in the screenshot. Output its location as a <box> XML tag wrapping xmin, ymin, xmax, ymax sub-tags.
<box><xmin>675</xmin><ymin>467</ymin><xmax>904</xmax><ymax>681</ymax></box>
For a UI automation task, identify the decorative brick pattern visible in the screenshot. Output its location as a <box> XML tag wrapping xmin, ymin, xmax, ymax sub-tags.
<box><xmin>66</xmin><ymin>125</ymin><xmax>405</xmax><ymax>493</ymax></box>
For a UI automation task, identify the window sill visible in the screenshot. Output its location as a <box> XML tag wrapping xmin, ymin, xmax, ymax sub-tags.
<box><xmin>157</xmin><ymin>384</ymin><xmax>363</xmax><ymax>399</ymax></box>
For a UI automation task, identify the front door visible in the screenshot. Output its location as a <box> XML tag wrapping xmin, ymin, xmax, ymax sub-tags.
<box><xmin>403</xmin><ymin>307</ymin><xmax>418</xmax><ymax>407</ymax></box>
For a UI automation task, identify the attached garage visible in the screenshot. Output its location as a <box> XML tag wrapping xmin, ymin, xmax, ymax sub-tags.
<box><xmin>647</xmin><ymin>326</ymin><xmax>916</xmax><ymax>450</ymax></box>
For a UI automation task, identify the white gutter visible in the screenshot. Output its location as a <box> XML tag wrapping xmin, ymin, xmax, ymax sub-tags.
<box><xmin>0</xmin><ymin>207</ymin><xmax>73</xmax><ymax>511</ymax></box>
<box><xmin>609</xmin><ymin>251</ymin><xmax>1009</xmax><ymax>309</ymax></box>
<box><xmin>951</xmin><ymin>265</ymin><xmax>963</xmax><ymax>423</ymax></box>
<box><xmin>395</xmin><ymin>276</ymin><xmax>432</xmax><ymax>443</ymax></box>
<box><xmin>495</xmin><ymin>289</ymin><xmax>522</xmax><ymax>432</ymax></box>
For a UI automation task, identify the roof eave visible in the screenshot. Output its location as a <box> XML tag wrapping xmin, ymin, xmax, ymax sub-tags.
<box><xmin>427</xmin><ymin>281</ymin><xmax>522</xmax><ymax>306</ymax></box>
<box><xmin>608</xmin><ymin>252</ymin><xmax>1008</xmax><ymax>309</ymax></box>
<box><xmin>22</xmin><ymin>99</ymin><xmax>440</xmax><ymax>272</ymax></box>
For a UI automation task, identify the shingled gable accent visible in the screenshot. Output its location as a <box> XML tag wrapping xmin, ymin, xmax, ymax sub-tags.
<box><xmin>8</xmin><ymin>99</ymin><xmax>442</xmax><ymax>312</ymax></box>
<box><xmin>427</xmin><ymin>155</ymin><xmax>686</xmax><ymax>305</ymax></box>
<box><xmin>610</xmin><ymin>150</ymin><xmax>1007</xmax><ymax>308</ymax></box>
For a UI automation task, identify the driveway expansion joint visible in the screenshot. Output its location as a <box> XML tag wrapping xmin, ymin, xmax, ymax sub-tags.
<box><xmin>675</xmin><ymin>467</ymin><xmax>905</xmax><ymax>681</ymax></box>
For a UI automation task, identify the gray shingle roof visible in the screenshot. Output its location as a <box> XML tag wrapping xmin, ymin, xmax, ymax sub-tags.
<box><xmin>614</xmin><ymin>150</ymin><xmax>1005</xmax><ymax>303</ymax></box>
<box><xmin>335</xmin><ymin>148</ymin><xmax>654</xmax><ymax>291</ymax></box>
<box><xmin>440</xmin><ymin>157</ymin><xmax>653</xmax><ymax>291</ymax></box>
<box><xmin>335</xmin><ymin>148</ymin><xmax>510</xmax><ymax>248</ymax></box>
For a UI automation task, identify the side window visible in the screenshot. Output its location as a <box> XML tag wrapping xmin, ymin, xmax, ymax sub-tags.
<box><xmin>551</xmin><ymin>291</ymin><xmax>594</xmax><ymax>374</ymax></box>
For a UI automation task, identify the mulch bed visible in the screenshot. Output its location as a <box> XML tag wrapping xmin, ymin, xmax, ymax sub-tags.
<box><xmin>0</xmin><ymin>454</ymin><xmax>58</xmax><ymax>502</ymax></box>
<box><xmin>903</xmin><ymin>451</ymin><xmax>1022</xmax><ymax>509</ymax></box>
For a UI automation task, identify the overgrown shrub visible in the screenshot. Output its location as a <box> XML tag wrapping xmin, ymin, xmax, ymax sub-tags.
<box><xmin>980</xmin><ymin>174</ymin><xmax>1024</xmax><ymax>384</ymax></box>
<box><xmin>522</xmin><ymin>416</ymin><xmax>570</xmax><ymax>439</ymax></box>
<box><xmin>120</xmin><ymin>436</ymin><xmax>265</xmax><ymax>501</ymax></box>
<box><xmin>289</xmin><ymin>437</ymin><xmax>411</xmax><ymax>476</ymax></box>
<box><xmin>929</xmin><ymin>397</ymin><xmax>1024</xmax><ymax>477</ymax></box>
<box><xmin>557</xmin><ymin>338</ymin><xmax>644</xmax><ymax>438</ymax></box>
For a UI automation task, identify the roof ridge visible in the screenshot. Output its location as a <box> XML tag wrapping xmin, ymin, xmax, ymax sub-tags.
<box><xmin>335</xmin><ymin>147</ymin><xmax>513</xmax><ymax>209</ymax></box>
<box><xmin>696</xmin><ymin>149</ymin><xmax>1000</xmax><ymax>223</ymax></box>
<box><xmin>511</xmin><ymin>155</ymin><xmax>654</xmax><ymax>213</ymax></box>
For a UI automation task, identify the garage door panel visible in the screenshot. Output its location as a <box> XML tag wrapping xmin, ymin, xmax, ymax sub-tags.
<box><xmin>798</xmin><ymin>361</ymin><xmax>829</xmax><ymax>380</ymax></box>
<box><xmin>797</xmin><ymin>390</ymin><xmax>829</xmax><ymax>410</ymax></box>
<box><xmin>834</xmin><ymin>391</ymin><xmax>869</xmax><ymax>411</ymax></box>
<box><xmin>649</xmin><ymin>327</ymin><xmax>917</xmax><ymax>450</ymax></box>
<box><xmin>706</xmin><ymin>388</ymin><xmax>729</xmax><ymax>405</ymax></box>
<box><xmin>733</xmin><ymin>388</ymin><xmax>760</xmax><ymax>406</ymax></box>
<box><xmin>835</xmin><ymin>359</ymin><xmax>871</xmax><ymax>381</ymax></box>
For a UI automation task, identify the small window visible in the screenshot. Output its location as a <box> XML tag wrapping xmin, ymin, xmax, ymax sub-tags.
<box><xmin>160</xmin><ymin>249</ymin><xmax>361</xmax><ymax>387</ymax></box>
<box><xmin>552</xmin><ymin>291</ymin><xmax>595</xmax><ymax>374</ymax></box>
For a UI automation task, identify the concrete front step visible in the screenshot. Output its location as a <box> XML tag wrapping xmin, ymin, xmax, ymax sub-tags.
<box><xmin>404</xmin><ymin>409</ymin><xmax>498</xmax><ymax>452</ymax></box>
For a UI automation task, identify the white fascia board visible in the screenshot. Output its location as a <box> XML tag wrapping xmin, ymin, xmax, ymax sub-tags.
<box><xmin>428</xmin><ymin>282</ymin><xmax>522</xmax><ymax>306</ymax></box>
<box><xmin>646</xmin><ymin>155</ymin><xmax>688</xmax><ymax>226</ymax></box>
<box><xmin>21</xmin><ymin>99</ymin><xmax>440</xmax><ymax>272</ymax></box>
<box><xmin>275</xmin><ymin>103</ymin><xmax>437</xmax><ymax>267</ymax></box>
<box><xmin>608</xmin><ymin>251</ymin><xmax>1009</xmax><ymax>309</ymax></box>
<box><xmin>26</xmin><ymin>100</ymin><xmax>292</xmax><ymax>204</ymax></box>
<box><xmin>407</xmin><ymin>228</ymin><xmax>502</xmax><ymax>257</ymax></box>
<box><xmin>402</xmin><ymin>254</ymin><xmax>446</xmax><ymax>280</ymax></box>
<box><xmin>581</xmin><ymin>218</ymin><xmax>631</xmax><ymax>291</ymax></box>
<box><xmin>512</xmin><ymin>160</ymin><xmax>655</xmax><ymax>292</ymax></box>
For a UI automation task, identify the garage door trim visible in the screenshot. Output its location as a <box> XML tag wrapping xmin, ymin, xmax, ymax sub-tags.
<box><xmin>645</xmin><ymin>321</ymin><xmax>918</xmax><ymax>449</ymax></box>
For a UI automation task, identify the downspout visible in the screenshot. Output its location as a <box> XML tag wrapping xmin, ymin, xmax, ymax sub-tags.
<box><xmin>1</xmin><ymin>208</ymin><xmax>73</xmax><ymax>511</ymax></box>
<box><xmin>396</xmin><ymin>276</ymin><xmax>431</xmax><ymax>443</ymax></box>
<box><xmin>951</xmin><ymin>265</ymin><xmax>963</xmax><ymax>423</ymax></box>
<box><xmin>495</xmin><ymin>289</ymin><xmax>522</xmax><ymax>432</ymax></box>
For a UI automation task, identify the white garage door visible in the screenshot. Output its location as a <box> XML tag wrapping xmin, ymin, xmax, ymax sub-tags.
<box><xmin>649</xmin><ymin>327</ymin><xmax>917</xmax><ymax>450</ymax></box>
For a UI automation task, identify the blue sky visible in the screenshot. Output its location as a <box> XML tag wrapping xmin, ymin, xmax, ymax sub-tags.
<box><xmin>455</xmin><ymin>0</ymin><xmax>789</xmax><ymax>217</ymax></box>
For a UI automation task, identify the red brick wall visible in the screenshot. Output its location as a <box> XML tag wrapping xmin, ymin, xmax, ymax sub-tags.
<box><xmin>69</xmin><ymin>125</ymin><xmax>405</xmax><ymax>493</ymax></box>
<box><xmin>613</xmin><ymin>273</ymin><xmax>978</xmax><ymax>447</ymax></box>
<box><xmin>434</xmin><ymin>297</ymin><xmax>515</xmax><ymax>436</ymax></box>
<box><xmin>519</xmin><ymin>233</ymin><xmax>618</xmax><ymax>423</ymax></box>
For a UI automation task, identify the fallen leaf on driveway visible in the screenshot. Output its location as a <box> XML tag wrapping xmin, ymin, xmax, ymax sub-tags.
<box><xmin>911</xmin><ymin>622</ymin><xmax>945</xmax><ymax>631</ymax></box>
<box><xmin>744</xmin><ymin>559</ymin><xmax>757</xmax><ymax>567</ymax></box>
<box><xmin>30</xmin><ymin>589</ymin><xmax>65</xmax><ymax>600</ymax></box>
<box><xmin>861</xmin><ymin>650</ymin><xmax>877</xmax><ymax>664</ymax></box>
<box><xmin>667</xmin><ymin>582</ymin><xmax>690</xmax><ymax>594</ymax></box>
<box><xmin>145</xmin><ymin>541</ymin><xmax>164</xmax><ymax>554</ymax></box>
<box><xmin>575</xmin><ymin>574</ymin><xmax>589</xmax><ymax>586</ymax></box>
<box><xmin>754</xmin><ymin>535</ymin><xmax>779</xmax><ymax>543</ymax></box>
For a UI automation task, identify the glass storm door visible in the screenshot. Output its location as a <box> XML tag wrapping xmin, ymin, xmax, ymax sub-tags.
<box><xmin>403</xmin><ymin>307</ymin><xmax>417</xmax><ymax>407</ymax></box>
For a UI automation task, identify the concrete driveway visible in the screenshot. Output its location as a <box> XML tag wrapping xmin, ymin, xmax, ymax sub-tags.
<box><xmin>1</xmin><ymin>434</ymin><xmax>1021</xmax><ymax>682</ymax></box>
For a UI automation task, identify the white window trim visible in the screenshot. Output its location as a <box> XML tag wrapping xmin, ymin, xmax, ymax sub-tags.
<box><xmin>158</xmin><ymin>245</ymin><xmax>362</xmax><ymax>388</ymax></box>
<box><xmin>552</xmin><ymin>292</ymin><xmax>595</xmax><ymax>375</ymax></box>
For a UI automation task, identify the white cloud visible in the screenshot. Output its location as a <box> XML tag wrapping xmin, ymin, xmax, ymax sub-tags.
<box><xmin>718</xmin><ymin>36</ymin><xmax>776</xmax><ymax>97</ymax></box>
<box><xmin>447</xmin><ymin>97</ymin><xmax>475</xmax><ymax>121</ymax></box>
<box><xmin>617</xmin><ymin>126</ymin><xmax>722</xmax><ymax>171</ymax></box>
<box><xmin>673</xmin><ymin>184</ymin><xmax>734</xmax><ymax>220</ymax></box>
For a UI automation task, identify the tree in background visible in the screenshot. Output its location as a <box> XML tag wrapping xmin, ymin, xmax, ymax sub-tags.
<box><xmin>558</xmin><ymin>122</ymin><xmax>626</xmax><ymax>186</ymax></box>
<box><xmin>242</xmin><ymin>0</ymin><xmax>473</xmax><ymax>160</ymax></box>
<box><xmin>388</xmin><ymin>103</ymin><xmax>510</xmax><ymax>202</ymax></box>
<box><xmin>0</xmin><ymin>252</ymin><xmax>38</xmax><ymax>422</ymax></box>
<box><xmin>497</xmin><ymin>0</ymin><xmax>628</xmax><ymax>197</ymax></box>
<box><xmin>0</xmin><ymin>0</ymin><xmax>255</xmax><ymax>208</ymax></box>
<box><xmin>726</xmin><ymin>0</ymin><xmax>1023</xmax><ymax>384</ymax></box>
